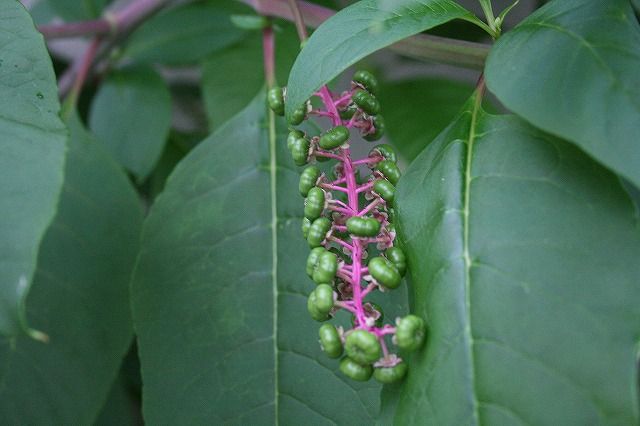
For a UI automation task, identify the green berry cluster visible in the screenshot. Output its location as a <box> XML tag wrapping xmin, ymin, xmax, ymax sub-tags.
<box><xmin>268</xmin><ymin>70</ymin><xmax>426</xmax><ymax>383</ymax></box>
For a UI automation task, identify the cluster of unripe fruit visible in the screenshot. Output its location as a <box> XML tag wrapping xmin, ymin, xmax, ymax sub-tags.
<box><xmin>268</xmin><ymin>70</ymin><xmax>426</xmax><ymax>383</ymax></box>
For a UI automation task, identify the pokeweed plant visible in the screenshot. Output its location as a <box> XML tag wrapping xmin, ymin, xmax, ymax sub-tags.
<box><xmin>267</xmin><ymin>68</ymin><xmax>425</xmax><ymax>383</ymax></box>
<box><xmin>1</xmin><ymin>0</ymin><xmax>639</xmax><ymax>424</ymax></box>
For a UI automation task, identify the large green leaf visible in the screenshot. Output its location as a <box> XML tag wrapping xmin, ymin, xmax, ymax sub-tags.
<box><xmin>132</xmin><ymin>93</ymin><xmax>385</xmax><ymax>424</ymax></box>
<box><xmin>285</xmin><ymin>0</ymin><xmax>482</xmax><ymax>120</ymax></box>
<box><xmin>377</xmin><ymin>78</ymin><xmax>475</xmax><ymax>162</ymax></box>
<box><xmin>383</xmin><ymin>91</ymin><xmax>640</xmax><ymax>424</ymax></box>
<box><xmin>89</xmin><ymin>66</ymin><xmax>171</xmax><ymax>181</ymax></box>
<box><xmin>0</xmin><ymin>112</ymin><xmax>142</xmax><ymax>424</ymax></box>
<box><xmin>201</xmin><ymin>27</ymin><xmax>299</xmax><ymax>131</ymax></box>
<box><xmin>123</xmin><ymin>0</ymin><xmax>247</xmax><ymax>65</ymax></box>
<box><xmin>0</xmin><ymin>0</ymin><xmax>67</xmax><ymax>337</ymax></box>
<box><xmin>485</xmin><ymin>0</ymin><xmax>640</xmax><ymax>188</ymax></box>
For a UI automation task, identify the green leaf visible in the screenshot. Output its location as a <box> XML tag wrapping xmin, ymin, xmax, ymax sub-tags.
<box><xmin>132</xmin><ymin>93</ymin><xmax>382</xmax><ymax>424</ymax></box>
<box><xmin>88</xmin><ymin>66</ymin><xmax>171</xmax><ymax>181</ymax></box>
<box><xmin>201</xmin><ymin>26</ymin><xmax>299</xmax><ymax>131</ymax></box>
<box><xmin>95</xmin><ymin>374</ymin><xmax>139</xmax><ymax>426</ymax></box>
<box><xmin>285</xmin><ymin>0</ymin><xmax>482</xmax><ymax>119</ymax></box>
<box><xmin>0</xmin><ymin>0</ymin><xmax>67</xmax><ymax>337</ymax></box>
<box><xmin>377</xmin><ymin>78</ymin><xmax>476</xmax><ymax>162</ymax></box>
<box><xmin>0</xmin><ymin>111</ymin><xmax>142</xmax><ymax>424</ymax></box>
<box><xmin>46</xmin><ymin>0</ymin><xmax>110</xmax><ymax>21</ymax></box>
<box><xmin>123</xmin><ymin>0</ymin><xmax>248</xmax><ymax>65</ymax></box>
<box><xmin>385</xmin><ymin>92</ymin><xmax>640</xmax><ymax>424</ymax></box>
<box><xmin>485</xmin><ymin>0</ymin><xmax>640</xmax><ymax>188</ymax></box>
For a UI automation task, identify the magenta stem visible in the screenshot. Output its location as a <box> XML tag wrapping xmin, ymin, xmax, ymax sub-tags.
<box><xmin>329</xmin><ymin>236</ymin><xmax>353</xmax><ymax>251</ymax></box>
<box><xmin>335</xmin><ymin>301</ymin><xmax>357</xmax><ymax>313</ymax></box>
<box><xmin>262</xmin><ymin>26</ymin><xmax>276</xmax><ymax>87</ymax></box>
<box><xmin>356</xmin><ymin>181</ymin><xmax>375</xmax><ymax>193</ymax></box>
<box><xmin>358</xmin><ymin>199</ymin><xmax>382</xmax><ymax>216</ymax></box>
<box><xmin>328</xmin><ymin>206</ymin><xmax>351</xmax><ymax>215</ymax></box>
<box><xmin>331</xmin><ymin>177</ymin><xmax>347</xmax><ymax>185</ymax></box>
<box><xmin>333</xmin><ymin>92</ymin><xmax>353</xmax><ymax>106</ymax></box>
<box><xmin>320</xmin><ymin>183</ymin><xmax>348</xmax><ymax>193</ymax></box>
<box><xmin>329</xmin><ymin>198</ymin><xmax>349</xmax><ymax>209</ymax></box>
<box><xmin>314</xmin><ymin>150</ymin><xmax>343</xmax><ymax>160</ymax></box>
<box><xmin>317</xmin><ymin>86</ymin><xmax>368</xmax><ymax>327</ymax></box>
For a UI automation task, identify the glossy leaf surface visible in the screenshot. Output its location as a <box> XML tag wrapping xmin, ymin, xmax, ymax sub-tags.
<box><xmin>201</xmin><ymin>27</ymin><xmax>298</xmax><ymax>131</ymax></box>
<box><xmin>485</xmin><ymin>0</ymin><xmax>640</xmax><ymax>187</ymax></box>
<box><xmin>89</xmin><ymin>66</ymin><xmax>171</xmax><ymax>181</ymax></box>
<box><xmin>385</xmin><ymin>92</ymin><xmax>640</xmax><ymax>424</ymax></box>
<box><xmin>132</xmin><ymin>94</ymin><xmax>382</xmax><ymax>424</ymax></box>
<box><xmin>123</xmin><ymin>0</ymin><xmax>247</xmax><ymax>65</ymax></box>
<box><xmin>377</xmin><ymin>78</ymin><xmax>475</xmax><ymax>162</ymax></box>
<box><xmin>0</xmin><ymin>112</ymin><xmax>142</xmax><ymax>424</ymax></box>
<box><xmin>286</xmin><ymin>0</ymin><xmax>480</xmax><ymax>119</ymax></box>
<box><xmin>0</xmin><ymin>0</ymin><xmax>67</xmax><ymax>337</ymax></box>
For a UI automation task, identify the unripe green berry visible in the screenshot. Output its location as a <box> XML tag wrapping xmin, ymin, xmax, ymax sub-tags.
<box><xmin>385</xmin><ymin>247</ymin><xmax>406</xmax><ymax>277</ymax></box>
<box><xmin>299</xmin><ymin>166</ymin><xmax>321</xmax><ymax>197</ymax></box>
<box><xmin>346</xmin><ymin>216</ymin><xmax>381</xmax><ymax>237</ymax></box>
<box><xmin>287</xmin><ymin>130</ymin><xmax>304</xmax><ymax>150</ymax></box>
<box><xmin>376</xmin><ymin>160</ymin><xmax>401</xmax><ymax>185</ymax></box>
<box><xmin>288</xmin><ymin>103</ymin><xmax>307</xmax><ymax>125</ymax></box>
<box><xmin>339</xmin><ymin>357</ymin><xmax>373</xmax><ymax>381</ymax></box>
<box><xmin>312</xmin><ymin>250</ymin><xmax>338</xmax><ymax>284</ymax></box>
<box><xmin>368</xmin><ymin>256</ymin><xmax>401</xmax><ymax>289</ymax></box>
<box><xmin>369</xmin><ymin>144</ymin><xmax>397</xmax><ymax>163</ymax></box>
<box><xmin>339</xmin><ymin>104</ymin><xmax>357</xmax><ymax>120</ymax></box>
<box><xmin>319</xmin><ymin>126</ymin><xmax>350</xmax><ymax>150</ymax></box>
<box><xmin>309</xmin><ymin>283</ymin><xmax>334</xmax><ymax>313</ymax></box>
<box><xmin>304</xmin><ymin>187</ymin><xmax>325</xmax><ymax>220</ymax></box>
<box><xmin>289</xmin><ymin>136</ymin><xmax>310</xmax><ymax>166</ymax></box>
<box><xmin>352</xmin><ymin>89</ymin><xmax>380</xmax><ymax>115</ymax></box>
<box><xmin>306</xmin><ymin>247</ymin><xmax>326</xmax><ymax>277</ymax></box>
<box><xmin>307</xmin><ymin>217</ymin><xmax>331</xmax><ymax>248</ymax></box>
<box><xmin>373</xmin><ymin>362</ymin><xmax>407</xmax><ymax>384</ymax></box>
<box><xmin>353</xmin><ymin>70</ymin><xmax>379</xmax><ymax>95</ymax></box>
<box><xmin>364</xmin><ymin>115</ymin><xmax>385</xmax><ymax>141</ymax></box>
<box><xmin>319</xmin><ymin>324</ymin><xmax>343</xmax><ymax>358</ymax></box>
<box><xmin>301</xmin><ymin>218</ymin><xmax>311</xmax><ymax>239</ymax></box>
<box><xmin>345</xmin><ymin>330</ymin><xmax>382</xmax><ymax>365</ymax></box>
<box><xmin>396</xmin><ymin>314</ymin><xmax>426</xmax><ymax>352</ymax></box>
<box><xmin>307</xmin><ymin>299</ymin><xmax>330</xmax><ymax>322</ymax></box>
<box><xmin>373</xmin><ymin>179</ymin><xmax>395</xmax><ymax>206</ymax></box>
<box><xmin>267</xmin><ymin>86</ymin><xmax>284</xmax><ymax>116</ymax></box>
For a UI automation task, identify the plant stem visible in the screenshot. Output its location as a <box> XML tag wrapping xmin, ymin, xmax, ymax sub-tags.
<box><xmin>55</xmin><ymin>0</ymin><xmax>173</xmax><ymax>97</ymax></box>
<box><xmin>39</xmin><ymin>0</ymin><xmax>172</xmax><ymax>39</ymax></box>
<box><xmin>66</xmin><ymin>37</ymin><xmax>101</xmax><ymax>106</ymax></box>
<box><xmin>262</xmin><ymin>25</ymin><xmax>276</xmax><ymax>88</ymax></box>
<box><xmin>242</xmin><ymin>0</ymin><xmax>490</xmax><ymax>70</ymax></box>
<box><xmin>478</xmin><ymin>0</ymin><xmax>498</xmax><ymax>34</ymax></box>
<box><xmin>286</xmin><ymin>0</ymin><xmax>308</xmax><ymax>42</ymax></box>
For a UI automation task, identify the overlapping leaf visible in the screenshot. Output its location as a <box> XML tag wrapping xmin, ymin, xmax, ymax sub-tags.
<box><xmin>383</xmin><ymin>91</ymin><xmax>640</xmax><ymax>424</ymax></box>
<box><xmin>286</xmin><ymin>0</ymin><xmax>484</xmax><ymax>119</ymax></box>
<box><xmin>132</xmin><ymin>93</ymin><xmax>384</xmax><ymax>424</ymax></box>
<box><xmin>123</xmin><ymin>0</ymin><xmax>248</xmax><ymax>65</ymax></box>
<box><xmin>0</xmin><ymin>112</ymin><xmax>142</xmax><ymax>424</ymax></box>
<box><xmin>89</xmin><ymin>66</ymin><xmax>171</xmax><ymax>181</ymax></box>
<box><xmin>377</xmin><ymin>78</ymin><xmax>475</xmax><ymax>162</ymax></box>
<box><xmin>201</xmin><ymin>27</ymin><xmax>299</xmax><ymax>131</ymax></box>
<box><xmin>0</xmin><ymin>0</ymin><xmax>67</xmax><ymax>337</ymax></box>
<box><xmin>485</xmin><ymin>0</ymin><xmax>640</xmax><ymax>187</ymax></box>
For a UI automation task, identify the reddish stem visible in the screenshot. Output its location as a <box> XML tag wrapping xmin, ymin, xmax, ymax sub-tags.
<box><xmin>263</xmin><ymin>25</ymin><xmax>276</xmax><ymax>87</ymax></box>
<box><xmin>320</xmin><ymin>183</ymin><xmax>348</xmax><ymax>193</ymax></box>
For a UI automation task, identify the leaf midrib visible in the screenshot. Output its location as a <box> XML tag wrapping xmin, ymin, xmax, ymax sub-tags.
<box><xmin>268</xmin><ymin>104</ymin><xmax>279</xmax><ymax>424</ymax></box>
<box><xmin>462</xmin><ymin>90</ymin><xmax>484</xmax><ymax>425</ymax></box>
